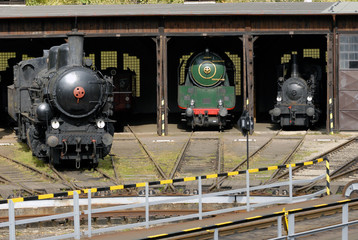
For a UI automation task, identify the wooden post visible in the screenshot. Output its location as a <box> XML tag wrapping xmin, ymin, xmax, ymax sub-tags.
<box><xmin>243</xmin><ymin>34</ymin><xmax>256</xmax><ymax>118</ymax></box>
<box><xmin>155</xmin><ymin>35</ymin><xmax>168</xmax><ymax>136</ymax></box>
<box><xmin>327</xmin><ymin>33</ymin><xmax>334</xmax><ymax>134</ymax></box>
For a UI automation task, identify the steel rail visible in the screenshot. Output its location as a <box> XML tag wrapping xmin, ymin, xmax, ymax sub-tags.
<box><xmin>164</xmin><ymin>131</ymin><xmax>194</xmax><ymax>192</ymax></box>
<box><xmin>48</xmin><ymin>165</ymin><xmax>78</xmax><ymax>191</ymax></box>
<box><xmin>0</xmin><ymin>153</ymin><xmax>59</xmax><ymax>182</ymax></box>
<box><xmin>297</xmin><ymin>155</ymin><xmax>358</xmax><ymax>193</ymax></box>
<box><xmin>95</xmin><ymin>168</ymin><xmax>119</xmax><ymax>185</ymax></box>
<box><xmin>216</xmin><ymin>132</ymin><xmax>224</xmax><ymax>189</ymax></box>
<box><xmin>265</xmin><ymin>131</ymin><xmax>308</xmax><ymax>184</ymax></box>
<box><xmin>209</xmin><ymin>130</ymin><xmax>281</xmax><ymax>191</ymax></box>
<box><xmin>0</xmin><ymin>209</ymin><xmax>215</xmax><ymax>223</ymax></box>
<box><xmin>110</xmin><ymin>154</ymin><xmax>121</xmax><ymax>184</ymax></box>
<box><xmin>275</xmin><ymin>137</ymin><xmax>357</xmax><ymax>180</ymax></box>
<box><xmin>0</xmin><ymin>173</ymin><xmax>42</xmax><ymax>196</ymax></box>
<box><xmin>126</xmin><ymin>125</ymin><xmax>175</xmax><ymax>192</ymax></box>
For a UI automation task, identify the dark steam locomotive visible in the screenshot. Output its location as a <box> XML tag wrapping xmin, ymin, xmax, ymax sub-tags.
<box><xmin>7</xmin><ymin>30</ymin><xmax>114</xmax><ymax>168</ymax></box>
<box><xmin>269</xmin><ymin>54</ymin><xmax>322</xmax><ymax>127</ymax></box>
<box><xmin>178</xmin><ymin>49</ymin><xmax>236</xmax><ymax>130</ymax></box>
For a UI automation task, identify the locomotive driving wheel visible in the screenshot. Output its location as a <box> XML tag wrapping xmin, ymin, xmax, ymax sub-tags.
<box><xmin>342</xmin><ymin>180</ymin><xmax>358</xmax><ymax>199</ymax></box>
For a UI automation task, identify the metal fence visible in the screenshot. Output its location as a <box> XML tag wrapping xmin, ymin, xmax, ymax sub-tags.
<box><xmin>0</xmin><ymin>159</ymin><xmax>329</xmax><ymax>239</ymax></box>
<box><xmin>142</xmin><ymin>199</ymin><xmax>358</xmax><ymax>240</ymax></box>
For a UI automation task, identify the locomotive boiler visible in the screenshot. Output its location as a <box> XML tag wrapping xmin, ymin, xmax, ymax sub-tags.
<box><xmin>269</xmin><ymin>54</ymin><xmax>322</xmax><ymax>128</ymax></box>
<box><xmin>178</xmin><ymin>49</ymin><xmax>236</xmax><ymax>130</ymax></box>
<box><xmin>7</xmin><ymin>30</ymin><xmax>114</xmax><ymax>168</ymax></box>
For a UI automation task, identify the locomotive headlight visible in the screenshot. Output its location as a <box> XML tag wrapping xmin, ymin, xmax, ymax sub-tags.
<box><xmin>307</xmin><ymin>96</ymin><xmax>313</xmax><ymax>102</ymax></box>
<box><xmin>51</xmin><ymin>120</ymin><xmax>60</xmax><ymax>129</ymax></box>
<box><xmin>276</xmin><ymin>96</ymin><xmax>282</xmax><ymax>102</ymax></box>
<box><xmin>190</xmin><ymin>99</ymin><xmax>195</xmax><ymax>106</ymax></box>
<box><xmin>96</xmin><ymin>119</ymin><xmax>105</xmax><ymax>129</ymax></box>
<box><xmin>218</xmin><ymin>99</ymin><xmax>223</xmax><ymax>107</ymax></box>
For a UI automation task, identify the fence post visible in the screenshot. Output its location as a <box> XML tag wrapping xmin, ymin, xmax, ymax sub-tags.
<box><xmin>8</xmin><ymin>200</ymin><xmax>15</xmax><ymax>240</ymax></box>
<box><xmin>246</xmin><ymin>170</ymin><xmax>250</xmax><ymax>212</ymax></box>
<box><xmin>342</xmin><ymin>203</ymin><xmax>348</xmax><ymax>240</ymax></box>
<box><xmin>145</xmin><ymin>183</ymin><xmax>149</xmax><ymax>228</ymax></box>
<box><xmin>289</xmin><ymin>164</ymin><xmax>293</xmax><ymax>202</ymax></box>
<box><xmin>73</xmin><ymin>191</ymin><xmax>81</xmax><ymax>240</ymax></box>
<box><xmin>214</xmin><ymin>228</ymin><xmax>219</xmax><ymax>240</ymax></box>
<box><xmin>277</xmin><ymin>216</ymin><xmax>282</xmax><ymax>238</ymax></box>
<box><xmin>288</xmin><ymin>213</ymin><xmax>295</xmax><ymax>240</ymax></box>
<box><xmin>87</xmin><ymin>189</ymin><xmax>92</xmax><ymax>237</ymax></box>
<box><xmin>198</xmin><ymin>176</ymin><xmax>202</xmax><ymax>220</ymax></box>
<box><xmin>326</xmin><ymin>158</ymin><xmax>330</xmax><ymax>195</ymax></box>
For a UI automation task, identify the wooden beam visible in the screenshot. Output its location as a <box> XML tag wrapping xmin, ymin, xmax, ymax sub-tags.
<box><xmin>154</xmin><ymin>35</ymin><xmax>168</xmax><ymax>136</ymax></box>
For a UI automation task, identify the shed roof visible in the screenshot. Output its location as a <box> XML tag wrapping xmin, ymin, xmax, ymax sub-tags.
<box><xmin>0</xmin><ymin>2</ymin><xmax>357</xmax><ymax>19</ymax></box>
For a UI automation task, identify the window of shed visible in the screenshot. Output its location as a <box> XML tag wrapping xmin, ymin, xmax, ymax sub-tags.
<box><xmin>123</xmin><ymin>53</ymin><xmax>140</xmax><ymax>97</ymax></box>
<box><xmin>101</xmin><ymin>51</ymin><xmax>117</xmax><ymax>70</ymax></box>
<box><xmin>225</xmin><ymin>52</ymin><xmax>241</xmax><ymax>96</ymax></box>
<box><xmin>340</xmin><ymin>35</ymin><xmax>358</xmax><ymax>70</ymax></box>
<box><xmin>22</xmin><ymin>54</ymin><xmax>34</xmax><ymax>61</ymax></box>
<box><xmin>0</xmin><ymin>52</ymin><xmax>16</xmax><ymax>71</ymax></box>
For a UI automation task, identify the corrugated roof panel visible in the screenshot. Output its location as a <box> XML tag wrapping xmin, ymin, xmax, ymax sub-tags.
<box><xmin>0</xmin><ymin>2</ymin><xmax>355</xmax><ymax>19</ymax></box>
<box><xmin>321</xmin><ymin>2</ymin><xmax>358</xmax><ymax>14</ymax></box>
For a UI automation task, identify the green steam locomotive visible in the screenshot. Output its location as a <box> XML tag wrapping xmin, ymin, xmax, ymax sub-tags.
<box><xmin>178</xmin><ymin>49</ymin><xmax>236</xmax><ymax>130</ymax></box>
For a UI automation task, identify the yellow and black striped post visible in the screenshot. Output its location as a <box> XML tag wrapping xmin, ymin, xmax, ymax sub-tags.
<box><xmin>326</xmin><ymin>158</ymin><xmax>330</xmax><ymax>195</ymax></box>
<box><xmin>282</xmin><ymin>208</ymin><xmax>289</xmax><ymax>233</ymax></box>
<box><xmin>329</xmin><ymin>98</ymin><xmax>334</xmax><ymax>135</ymax></box>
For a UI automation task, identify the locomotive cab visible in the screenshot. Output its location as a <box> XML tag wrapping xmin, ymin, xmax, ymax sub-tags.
<box><xmin>178</xmin><ymin>49</ymin><xmax>236</xmax><ymax>130</ymax></box>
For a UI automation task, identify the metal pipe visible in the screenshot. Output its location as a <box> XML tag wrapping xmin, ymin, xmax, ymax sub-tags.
<box><xmin>87</xmin><ymin>189</ymin><xmax>92</xmax><ymax>238</ymax></box>
<box><xmin>291</xmin><ymin>54</ymin><xmax>299</xmax><ymax>78</ymax></box>
<box><xmin>198</xmin><ymin>176</ymin><xmax>202</xmax><ymax>220</ymax></box>
<box><xmin>67</xmin><ymin>29</ymin><xmax>85</xmax><ymax>66</ymax></box>
<box><xmin>9</xmin><ymin>200</ymin><xmax>15</xmax><ymax>240</ymax></box>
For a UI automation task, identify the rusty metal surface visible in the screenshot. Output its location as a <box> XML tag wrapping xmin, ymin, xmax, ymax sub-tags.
<box><xmin>339</xmin><ymin>71</ymin><xmax>358</xmax><ymax>130</ymax></box>
<box><xmin>0</xmin><ymin>3</ymin><xmax>356</xmax><ymax>38</ymax></box>
<box><xmin>339</xmin><ymin>71</ymin><xmax>358</xmax><ymax>90</ymax></box>
<box><xmin>0</xmin><ymin>15</ymin><xmax>335</xmax><ymax>39</ymax></box>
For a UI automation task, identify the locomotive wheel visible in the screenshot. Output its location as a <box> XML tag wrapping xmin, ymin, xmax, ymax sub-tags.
<box><xmin>342</xmin><ymin>180</ymin><xmax>358</xmax><ymax>199</ymax></box>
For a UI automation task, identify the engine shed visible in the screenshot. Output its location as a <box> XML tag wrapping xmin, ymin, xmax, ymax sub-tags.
<box><xmin>0</xmin><ymin>2</ymin><xmax>357</xmax><ymax>134</ymax></box>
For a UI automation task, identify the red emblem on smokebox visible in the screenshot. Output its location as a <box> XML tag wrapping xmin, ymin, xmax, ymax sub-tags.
<box><xmin>73</xmin><ymin>86</ymin><xmax>85</xmax><ymax>103</ymax></box>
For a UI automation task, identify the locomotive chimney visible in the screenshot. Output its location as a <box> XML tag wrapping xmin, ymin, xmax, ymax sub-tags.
<box><xmin>67</xmin><ymin>29</ymin><xmax>85</xmax><ymax>66</ymax></box>
<box><xmin>291</xmin><ymin>54</ymin><xmax>299</xmax><ymax>78</ymax></box>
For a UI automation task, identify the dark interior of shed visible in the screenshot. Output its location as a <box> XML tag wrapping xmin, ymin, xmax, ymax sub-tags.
<box><xmin>254</xmin><ymin>34</ymin><xmax>327</xmax><ymax>129</ymax></box>
<box><xmin>0</xmin><ymin>37</ymin><xmax>158</xmax><ymax>131</ymax></box>
<box><xmin>0</xmin><ymin>34</ymin><xmax>327</xmax><ymax>131</ymax></box>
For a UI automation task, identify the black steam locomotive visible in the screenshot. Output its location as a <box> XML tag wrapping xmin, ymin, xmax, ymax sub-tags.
<box><xmin>7</xmin><ymin>30</ymin><xmax>114</xmax><ymax>168</ymax></box>
<box><xmin>269</xmin><ymin>54</ymin><xmax>322</xmax><ymax>127</ymax></box>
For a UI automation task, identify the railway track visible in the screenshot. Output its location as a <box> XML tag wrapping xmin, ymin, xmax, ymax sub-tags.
<box><xmin>213</xmin><ymin>130</ymin><xmax>308</xmax><ymax>190</ymax></box>
<box><xmin>168</xmin><ymin>132</ymin><xmax>224</xmax><ymax>192</ymax></box>
<box><xmin>274</xmin><ymin>138</ymin><xmax>358</xmax><ymax>193</ymax></box>
<box><xmin>48</xmin><ymin>166</ymin><xmax>117</xmax><ymax>190</ymax></box>
<box><xmin>0</xmin><ymin>154</ymin><xmax>68</xmax><ymax>199</ymax></box>
<box><xmin>1</xmin><ymin>128</ymin><xmax>357</xmax><ymax>199</ymax></box>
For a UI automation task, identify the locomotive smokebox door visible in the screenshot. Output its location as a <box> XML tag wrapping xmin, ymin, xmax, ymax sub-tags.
<box><xmin>238</xmin><ymin>110</ymin><xmax>254</xmax><ymax>136</ymax></box>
